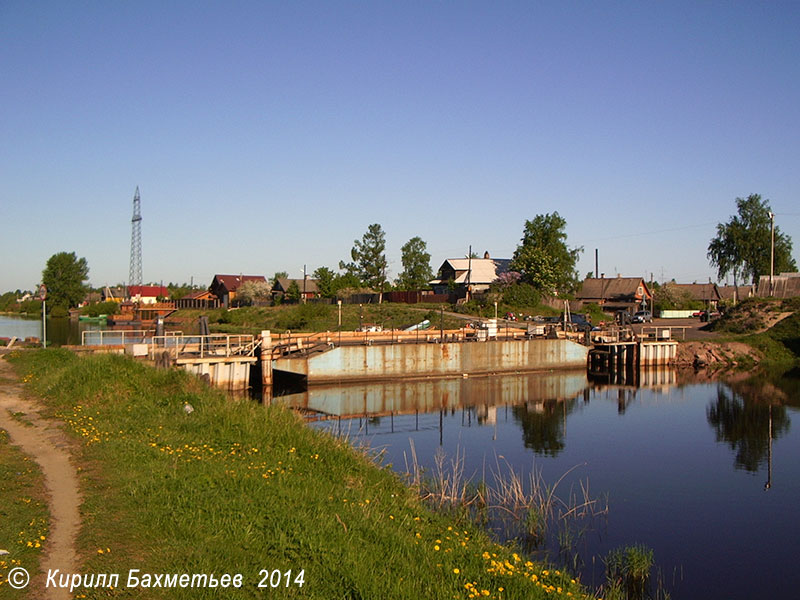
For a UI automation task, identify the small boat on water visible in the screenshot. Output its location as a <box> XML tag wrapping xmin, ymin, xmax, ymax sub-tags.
<box><xmin>78</xmin><ymin>314</ymin><xmax>108</xmax><ymax>324</ymax></box>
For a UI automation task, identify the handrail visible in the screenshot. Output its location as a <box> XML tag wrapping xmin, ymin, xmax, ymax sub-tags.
<box><xmin>148</xmin><ymin>334</ymin><xmax>256</xmax><ymax>359</ymax></box>
<box><xmin>82</xmin><ymin>329</ymin><xmax>153</xmax><ymax>345</ymax></box>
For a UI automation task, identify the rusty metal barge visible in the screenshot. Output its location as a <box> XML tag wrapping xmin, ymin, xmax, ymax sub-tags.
<box><xmin>264</xmin><ymin>327</ymin><xmax>590</xmax><ymax>386</ymax></box>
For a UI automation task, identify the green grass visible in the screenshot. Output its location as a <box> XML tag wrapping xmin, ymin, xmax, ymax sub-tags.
<box><xmin>7</xmin><ymin>349</ymin><xmax>593</xmax><ymax>600</ymax></box>
<box><xmin>0</xmin><ymin>429</ymin><xmax>49</xmax><ymax>599</ymax></box>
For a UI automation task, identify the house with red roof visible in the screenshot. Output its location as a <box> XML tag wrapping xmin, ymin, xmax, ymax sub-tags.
<box><xmin>127</xmin><ymin>285</ymin><xmax>169</xmax><ymax>305</ymax></box>
<box><xmin>210</xmin><ymin>274</ymin><xmax>268</xmax><ymax>308</ymax></box>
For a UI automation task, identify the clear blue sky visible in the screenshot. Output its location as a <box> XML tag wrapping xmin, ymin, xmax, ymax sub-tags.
<box><xmin>2</xmin><ymin>1</ymin><xmax>799</xmax><ymax>292</ymax></box>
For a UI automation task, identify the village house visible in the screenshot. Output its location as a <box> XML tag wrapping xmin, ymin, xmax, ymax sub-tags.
<box><xmin>756</xmin><ymin>272</ymin><xmax>800</xmax><ymax>298</ymax></box>
<box><xmin>429</xmin><ymin>252</ymin><xmax>511</xmax><ymax>296</ymax></box>
<box><xmin>272</xmin><ymin>277</ymin><xmax>320</xmax><ymax>302</ymax></box>
<box><xmin>575</xmin><ymin>276</ymin><xmax>652</xmax><ymax>313</ymax></box>
<box><xmin>175</xmin><ymin>289</ymin><xmax>220</xmax><ymax>310</ymax></box>
<box><xmin>717</xmin><ymin>284</ymin><xmax>754</xmax><ymax>305</ymax></box>
<box><xmin>101</xmin><ymin>286</ymin><xmax>126</xmax><ymax>303</ymax></box>
<box><xmin>670</xmin><ymin>283</ymin><xmax>722</xmax><ymax>310</ymax></box>
<box><xmin>210</xmin><ymin>275</ymin><xmax>268</xmax><ymax>308</ymax></box>
<box><xmin>127</xmin><ymin>285</ymin><xmax>169</xmax><ymax>305</ymax></box>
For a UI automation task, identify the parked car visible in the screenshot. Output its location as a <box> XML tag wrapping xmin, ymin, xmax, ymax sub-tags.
<box><xmin>631</xmin><ymin>310</ymin><xmax>652</xmax><ymax>323</ymax></box>
<box><xmin>695</xmin><ymin>310</ymin><xmax>721</xmax><ymax>322</ymax></box>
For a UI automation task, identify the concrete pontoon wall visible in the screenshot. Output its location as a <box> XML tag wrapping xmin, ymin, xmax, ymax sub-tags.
<box><xmin>176</xmin><ymin>357</ymin><xmax>256</xmax><ymax>391</ymax></box>
<box><xmin>273</xmin><ymin>339</ymin><xmax>589</xmax><ymax>384</ymax></box>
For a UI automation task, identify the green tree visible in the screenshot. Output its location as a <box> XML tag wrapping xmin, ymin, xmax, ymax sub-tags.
<box><xmin>286</xmin><ymin>280</ymin><xmax>301</xmax><ymax>303</ymax></box>
<box><xmin>313</xmin><ymin>266</ymin><xmax>337</xmax><ymax>299</ymax></box>
<box><xmin>396</xmin><ymin>236</ymin><xmax>433</xmax><ymax>290</ymax></box>
<box><xmin>510</xmin><ymin>213</ymin><xmax>582</xmax><ymax>295</ymax></box>
<box><xmin>708</xmin><ymin>194</ymin><xmax>796</xmax><ymax>287</ymax></box>
<box><xmin>340</xmin><ymin>223</ymin><xmax>388</xmax><ymax>294</ymax></box>
<box><xmin>42</xmin><ymin>251</ymin><xmax>89</xmax><ymax>309</ymax></box>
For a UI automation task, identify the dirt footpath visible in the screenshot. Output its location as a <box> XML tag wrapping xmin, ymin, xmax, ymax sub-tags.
<box><xmin>0</xmin><ymin>356</ymin><xmax>80</xmax><ymax>600</ymax></box>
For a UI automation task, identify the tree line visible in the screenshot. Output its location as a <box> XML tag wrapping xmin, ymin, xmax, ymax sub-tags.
<box><xmin>8</xmin><ymin>193</ymin><xmax>795</xmax><ymax>312</ymax></box>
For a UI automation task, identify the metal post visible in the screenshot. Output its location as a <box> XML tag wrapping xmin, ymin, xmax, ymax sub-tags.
<box><xmin>337</xmin><ymin>300</ymin><xmax>342</xmax><ymax>347</ymax></box>
<box><xmin>595</xmin><ymin>249</ymin><xmax>599</xmax><ymax>279</ymax></box>
<box><xmin>39</xmin><ymin>284</ymin><xmax>47</xmax><ymax>348</ymax></box>
<box><xmin>769</xmin><ymin>211</ymin><xmax>775</xmax><ymax>296</ymax></box>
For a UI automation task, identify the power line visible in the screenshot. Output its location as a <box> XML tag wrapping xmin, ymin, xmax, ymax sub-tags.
<box><xmin>581</xmin><ymin>221</ymin><xmax>718</xmax><ymax>244</ymax></box>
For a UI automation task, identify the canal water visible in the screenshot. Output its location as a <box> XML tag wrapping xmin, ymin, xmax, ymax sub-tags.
<box><xmin>0</xmin><ymin>314</ymin><xmax>100</xmax><ymax>346</ymax></box>
<box><xmin>277</xmin><ymin>369</ymin><xmax>800</xmax><ymax>600</ymax></box>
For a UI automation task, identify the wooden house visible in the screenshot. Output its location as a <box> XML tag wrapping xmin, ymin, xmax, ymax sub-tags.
<box><xmin>756</xmin><ymin>273</ymin><xmax>800</xmax><ymax>298</ymax></box>
<box><xmin>429</xmin><ymin>252</ymin><xmax>511</xmax><ymax>295</ymax></box>
<box><xmin>576</xmin><ymin>276</ymin><xmax>652</xmax><ymax>312</ymax></box>
<box><xmin>210</xmin><ymin>275</ymin><xmax>268</xmax><ymax>308</ymax></box>
<box><xmin>272</xmin><ymin>277</ymin><xmax>320</xmax><ymax>302</ymax></box>
<box><xmin>175</xmin><ymin>289</ymin><xmax>220</xmax><ymax>310</ymax></box>
<box><xmin>717</xmin><ymin>284</ymin><xmax>754</xmax><ymax>304</ymax></box>
<box><xmin>127</xmin><ymin>285</ymin><xmax>169</xmax><ymax>305</ymax></box>
<box><xmin>671</xmin><ymin>283</ymin><xmax>722</xmax><ymax>310</ymax></box>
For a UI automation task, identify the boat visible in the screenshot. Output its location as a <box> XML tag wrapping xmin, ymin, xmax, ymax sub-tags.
<box><xmin>78</xmin><ymin>314</ymin><xmax>108</xmax><ymax>324</ymax></box>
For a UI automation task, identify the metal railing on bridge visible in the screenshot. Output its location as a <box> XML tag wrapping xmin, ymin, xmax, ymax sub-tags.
<box><xmin>148</xmin><ymin>334</ymin><xmax>259</xmax><ymax>359</ymax></box>
<box><xmin>81</xmin><ymin>329</ymin><xmax>171</xmax><ymax>346</ymax></box>
<box><xmin>639</xmin><ymin>326</ymin><xmax>686</xmax><ymax>341</ymax></box>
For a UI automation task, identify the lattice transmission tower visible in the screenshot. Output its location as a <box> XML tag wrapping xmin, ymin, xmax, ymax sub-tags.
<box><xmin>129</xmin><ymin>186</ymin><xmax>143</xmax><ymax>288</ymax></box>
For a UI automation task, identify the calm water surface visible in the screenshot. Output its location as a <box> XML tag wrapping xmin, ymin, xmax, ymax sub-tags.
<box><xmin>0</xmin><ymin>314</ymin><xmax>99</xmax><ymax>346</ymax></box>
<box><xmin>278</xmin><ymin>369</ymin><xmax>800</xmax><ymax>600</ymax></box>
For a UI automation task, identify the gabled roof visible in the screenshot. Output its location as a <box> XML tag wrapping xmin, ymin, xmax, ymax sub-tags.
<box><xmin>671</xmin><ymin>283</ymin><xmax>721</xmax><ymax>301</ymax></box>
<box><xmin>430</xmin><ymin>258</ymin><xmax>511</xmax><ymax>286</ymax></box>
<box><xmin>576</xmin><ymin>277</ymin><xmax>651</xmax><ymax>301</ymax></box>
<box><xmin>273</xmin><ymin>278</ymin><xmax>319</xmax><ymax>294</ymax></box>
<box><xmin>183</xmin><ymin>289</ymin><xmax>217</xmax><ymax>300</ymax></box>
<box><xmin>717</xmin><ymin>285</ymin><xmax>752</xmax><ymax>301</ymax></box>
<box><xmin>211</xmin><ymin>275</ymin><xmax>267</xmax><ymax>292</ymax></box>
<box><xmin>128</xmin><ymin>285</ymin><xmax>169</xmax><ymax>298</ymax></box>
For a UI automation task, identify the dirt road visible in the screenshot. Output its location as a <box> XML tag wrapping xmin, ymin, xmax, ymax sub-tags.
<box><xmin>0</xmin><ymin>356</ymin><xmax>80</xmax><ymax>600</ymax></box>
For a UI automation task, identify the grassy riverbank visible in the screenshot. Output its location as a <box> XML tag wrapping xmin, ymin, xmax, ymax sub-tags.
<box><xmin>0</xmin><ymin>428</ymin><xmax>49</xmax><ymax>598</ymax></box>
<box><xmin>710</xmin><ymin>298</ymin><xmax>800</xmax><ymax>369</ymax></box>
<box><xmin>5</xmin><ymin>350</ymin><xmax>593</xmax><ymax>600</ymax></box>
<box><xmin>173</xmin><ymin>303</ymin><xmax>469</xmax><ymax>335</ymax></box>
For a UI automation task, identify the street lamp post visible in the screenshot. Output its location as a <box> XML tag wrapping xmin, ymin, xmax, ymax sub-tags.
<box><xmin>337</xmin><ymin>300</ymin><xmax>342</xmax><ymax>347</ymax></box>
<box><xmin>39</xmin><ymin>284</ymin><xmax>47</xmax><ymax>348</ymax></box>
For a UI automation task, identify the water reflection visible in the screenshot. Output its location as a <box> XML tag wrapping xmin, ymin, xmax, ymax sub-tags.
<box><xmin>707</xmin><ymin>380</ymin><xmax>790</xmax><ymax>474</ymax></box>
<box><xmin>275</xmin><ymin>371</ymin><xmax>589</xmax><ymax>421</ymax></box>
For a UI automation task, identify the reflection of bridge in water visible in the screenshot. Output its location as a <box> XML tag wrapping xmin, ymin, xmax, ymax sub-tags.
<box><xmin>275</xmin><ymin>371</ymin><xmax>590</xmax><ymax>421</ymax></box>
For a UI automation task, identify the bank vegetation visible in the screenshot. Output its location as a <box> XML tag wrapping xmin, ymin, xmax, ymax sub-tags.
<box><xmin>5</xmin><ymin>349</ymin><xmax>595</xmax><ymax>600</ymax></box>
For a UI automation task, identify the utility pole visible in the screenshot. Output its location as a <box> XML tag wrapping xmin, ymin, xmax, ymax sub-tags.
<box><xmin>595</xmin><ymin>249</ymin><xmax>599</xmax><ymax>279</ymax></box>
<box><xmin>769</xmin><ymin>211</ymin><xmax>775</xmax><ymax>296</ymax></box>
<box><xmin>466</xmin><ymin>245</ymin><xmax>472</xmax><ymax>301</ymax></box>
